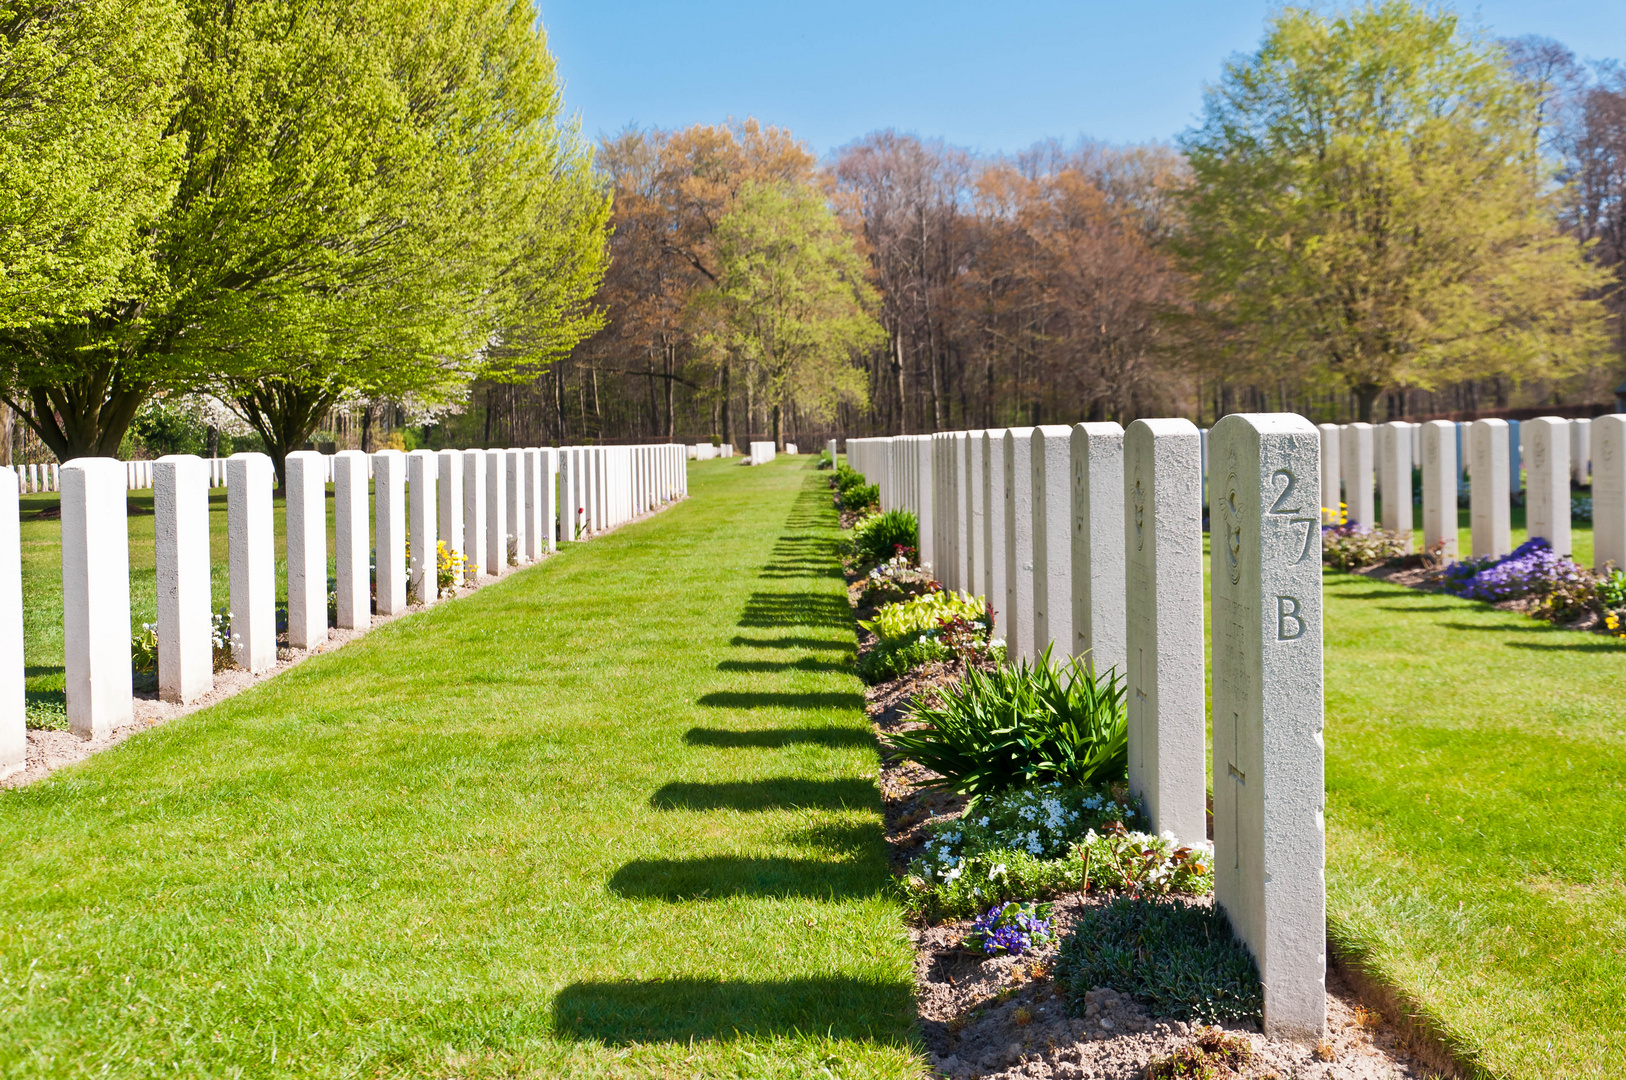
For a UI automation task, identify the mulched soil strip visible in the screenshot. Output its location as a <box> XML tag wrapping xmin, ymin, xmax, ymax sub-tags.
<box><xmin>838</xmin><ymin>517</ymin><xmax>1441</xmax><ymax>1079</ymax></box>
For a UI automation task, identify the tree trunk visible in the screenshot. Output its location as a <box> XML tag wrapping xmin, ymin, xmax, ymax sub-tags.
<box><xmin>361</xmin><ymin>404</ymin><xmax>373</xmax><ymax>453</ymax></box>
<box><xmin>1354</xmin><ymin>382</ymin><xmax>1383</xmax><ymax>424</ymax></box>
<box><xmin>772</xmin><ymin>402</ymin><xmax>782</xmax><ymax>450</ymax></box>
<box><xmin>206</xmin><ymin>426</ymin><xmax>219</xmax><ymax>458</ymax></box>
<box><xmin>721</xmin><ymin>359</ymin><xmax>733</xmax><ymax>448</ymax></box>
<box><xmin>0</xmin><ymin>402</ymin><xmax>11</xmax><ymax>466</ymax></box>
<box><xmin>891</xmin><ymin>329</ymin><xmax>907</xmax><ymax>434</ymax></box>
<box><xmin>665</xmin><ymin>343</ymin><xmax>676</xmax><ymax>441</ymax></box>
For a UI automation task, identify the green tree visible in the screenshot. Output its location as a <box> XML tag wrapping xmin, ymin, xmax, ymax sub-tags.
<box><xmin>0</xmin><ymin>0</ymin><xmax>608</xmax><ymax>476</ymax></box>
<box><xmin>0</xmin><ymin>0</ymin><xmax>184</xmax><ymax>331</ymax></box>
<box><xmin>1177</xmin><ymin>1</ymin><xmax>1611</xmax><ymax>421</ymax></box>
<box><xmin>697</xmin><ymin>181</ymin><xmax>880</xmax><ymax>448</ymax></box>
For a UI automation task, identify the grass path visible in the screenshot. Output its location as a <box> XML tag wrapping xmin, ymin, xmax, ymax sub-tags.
<box><xmin>0</xmin><ymin>458</ymin><xmax>920</xmax><ymax>1078</ymax></box>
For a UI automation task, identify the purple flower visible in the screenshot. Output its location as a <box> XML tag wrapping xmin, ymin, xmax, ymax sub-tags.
<box><xmin>1441</xmin><ymin>538</ymin><xmax>1586</xmax><ymax>602</ymax></box>
<box><xmin>966</xmin><ymin>901</ymin><xmax>1053</xmax><ymax>956</ymax></box>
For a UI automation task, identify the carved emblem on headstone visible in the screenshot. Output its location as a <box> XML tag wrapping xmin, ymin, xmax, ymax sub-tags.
<box><xmin>1132</xmin><ymin>467</ymin><xmax>1146</xmax><ymax>550</ymax></box>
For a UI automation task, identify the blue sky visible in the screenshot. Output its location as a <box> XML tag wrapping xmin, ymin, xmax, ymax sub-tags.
<box><xmin>541</xmin><ymin>1</ymin><xmax>1626</xmax><ymax>157</ymax></box>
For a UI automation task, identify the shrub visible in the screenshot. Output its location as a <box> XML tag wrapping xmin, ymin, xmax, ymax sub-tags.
<box><xmin>1321</xmin><ymin>522</ymin><xmax>1408</xmax><ymax>570</ymax></box>
<box><xmin>816</xmin><ymin>450</ymin><xmax>833</xmax><ymax>469</ymax></box>
<box><xmin>861</xmin><ymin>590</ymin><xmax>985</xmax><ymax>640</ymax></box>
<box><xmin>887</xmin><ymin>645</ymin><xmax>1127</xmax><ymax>804</ymax></box>
<box><xmin>858</xmin><ymin>635</ymin><xmax>952</xmax><ymax>683</ymax></box>
<box><xmin>901</xmin><ymin>787</ymin><xmax>1213</xmax><ymax>920</ymax></box>
<box><xmin>1573</xmin><ymin>495</ymin><xmax>1593</xmax><ymax>524</ymax></box>
<box><xmin>859</xmin><ymin>553</ymin><xmax>939</xmax><ymax>607</ymax></box>
<box><xmin>1055</xmin><ymin>897</ymin><xmax>1262</xmax><ymax>1025</ymax></box>
<box><xmin>1442</xmin><ymin>537</ymin><xmax>1587</xmax><ymax>605</ymax></box>
<box><xmin>840</xmin><ymin>482</ymin><xmax>880</xmax><ymax>514</ymax></box>
<box><xmin>1595</xmin><ymin>567</ymin><xmax>1626</xmax><ymax>612</ymax></box>
<box><xmin>849</xmin><ymin>509</ymin><xmax>918</xmax><ymax>567</ymax></box>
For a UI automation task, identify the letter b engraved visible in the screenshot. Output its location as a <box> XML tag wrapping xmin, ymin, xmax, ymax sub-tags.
<box><xmin>1277</xmin><ymin>596</ymin><xmax>1304</xmax><ymax>640</ymax></box>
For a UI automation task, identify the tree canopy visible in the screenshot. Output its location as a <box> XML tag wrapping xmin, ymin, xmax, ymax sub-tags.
<box><xmin>1176</xmin><ymin>0</ymin><xmax>1611</xmax><ymax>421</ymax></box>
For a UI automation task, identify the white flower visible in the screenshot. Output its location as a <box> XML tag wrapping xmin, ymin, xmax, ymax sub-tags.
<box><xmin>943</xmin><ymin>866</ymin><xmax>962</xmax><ymax>883</ymax></box>
<box><xmin>989</xmin><ymin>863</ymin><xmax>1008</xmax><ymax>879</ymax></box>
<box><xmin>978</xmin><ymin>816</ymin><xmax>990</xmax><ymax>827</ymax></box>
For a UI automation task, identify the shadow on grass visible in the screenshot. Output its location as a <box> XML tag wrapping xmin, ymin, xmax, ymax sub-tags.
<box><xmin>1371</xmin><ymin>604</ymin><xmax>1460</xmax><ymax>612</ymax></box>
<box><xmin>1329</xmin><ymin>589</ymin><xmax>1433</xmax><ymax>600</ymax></box>
<box><xmin>699</xmin><ymin>690</ymin><xmax>864</xmax><ymax>711</ymax></box>
<box><xmin>607</xmin><ymin>855</ymin><xmax>884</xmax><ymax>902</ymax></box>
<box><xmin>24</xmin><ymin>666</ymin><xmax>64</xmax><ymax>678</ymax></box>
<box><xmin>1505</xmin><ymin>640</ymin><xmax>1625</xmax><ymax>653</ymax></box>
<box><xmin>738</xmin><ymin>591</ymin><xmax>853</xmax><ymax>630</ymax></box>
<box><xmin>717</xmin><ymin>658</ymin><xmax>847</xmax><ymax>673</ymax></box>
<box><xmin>553</xmin><ymin>975</ymin><xmax>915</xmax><ymax>1044</ymax></box>
<box><xmin>730</xmin><ymin>635</ymin><xmax>851</xmax><ymax>652</ymax></box>
<box><xmin>651</xmin><ymin>778</ymin><xmax>877</xmax><ymax>811</ymax></box>
<box><xmin>1439</xmin><ymin>621</ymin><xmax>1549</xmax><ymax>632</ymax></box>
<box><xmin>684</xmin><ymin>726</ymin><xmax>873</xmax><ymax>749</ymax></box>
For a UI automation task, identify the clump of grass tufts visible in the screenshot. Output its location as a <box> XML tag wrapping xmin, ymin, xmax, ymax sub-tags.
<box><xmin>1056</xmin><ymin>897</ymin><xmax>1261</xmax><ymax>1025</ymax></box>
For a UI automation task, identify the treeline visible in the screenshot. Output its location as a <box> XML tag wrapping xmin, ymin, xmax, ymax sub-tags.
<box><xmin>548</xmin><ymin>1</ymin><xmax>1626</xmax><ymax>444</ymax></box>
<box><xmin>0</xmin><ymin>0</ymin><xmax>610</xmax><ymax>477</ymax></box>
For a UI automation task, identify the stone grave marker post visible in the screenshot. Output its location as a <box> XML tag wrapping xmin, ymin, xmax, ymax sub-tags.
<box><xmin>1070</xmin><ymin>422</ymin><xmax>1126</xmax><ymax>676</ymax></box>
<box><xmin>1002</xmin><ymin>427</ymin><xmax>1037</xmax><ymax>661</ymax></box>
<box><xmin>1123</xmin><ymin>418</ymin><xmax>1206</xmax><ymax>843</ymax></box>
<box><xmin>1209</xmin><ymin>412</ymin><xmax>1327</xmax><ymax>1044</ymax></box>
<box><xmin>1469</xmin><ymin>420</ymin><xmax>1512</xmax><ymax>559</ymax></box>
<box><xmin>1031</xmin><ymin>426</ymin><xmax>1074</xmax><ymax>656</ymax></box>
<box><xmin>61</xmin><ymin>458</ymin><xmax>133</xmax><ymax>739</ymax></box>
<box><xmin>285</xmin><ymin>450</ymin><xmax>330</xmax><ymax>649</ymax></box>
<box><xmin>1526</xmin><ymin>417</ymin><xmax>1572</xmax><ymax>555</ymax></box>
<box><xmin>228</xmin><ymin>452</ymin><xmax>278</xmax><ymax>671</ymax></box>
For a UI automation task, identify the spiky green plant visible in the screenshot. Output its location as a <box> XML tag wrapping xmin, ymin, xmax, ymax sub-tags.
<box><xmin>886</xmin><ymin>644</ymin><xmax>1127</xmax><ymax>806</ymax></box>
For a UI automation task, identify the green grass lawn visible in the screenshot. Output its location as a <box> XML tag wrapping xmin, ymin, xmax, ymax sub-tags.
<box><xmin>1323</xmin><ymin>563</ymin><xmax>1625</xmax><ymax>1077</ymax></box>
<box><xmin>0</xmin><ymin>458</ymin><xmax>919</xmax><ymax>1078</ymax></box>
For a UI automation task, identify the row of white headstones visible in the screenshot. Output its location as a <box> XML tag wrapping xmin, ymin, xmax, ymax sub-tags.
<box><xmin>847</xmin><ymin>415</ymin><xmax>1326</xmax><ymax>1044</ymax></box>
<box><xmin>1309</xmin><ymin>416</ymin><xmax>1625</xmax><ymax>566</ymax></box>
<box><xmin>0</xmin><ymin>444</ymin><xmax>689</xmax><ymax>774</ymax></box>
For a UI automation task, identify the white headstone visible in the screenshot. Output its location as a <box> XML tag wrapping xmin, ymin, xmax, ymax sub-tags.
<box><xmin>438</xmin><ymin>450</ymin><xmax>464</xmax><ymax>570</ymax></box>
<box><xmin>1525</xmin><ymin>417</ymin><xmax>1572</xmax><ymax>556</ymax></box>
<box><xmin>1002</xmin><ymin>427</ymin><xmax>1037</xmax><ymax>661</ymax></box>
<box><xmin>983</xmin><ymin>431</ymin><xmax>1008</xmax><ymax>639</ymax></box>
<box><xmin>373</xmin><ymin>449</ymin><xmax>408</xmax><ymax>615</ymax></box>
<box><xmin>965</xmin><ymin>431</ymin><xmax>983</xmax><ymax>597</ymax></box>
<box><xmin>1377</xmin><ymin>421</ymin><xmax>1412</xmax><ymax>545</ymax></box>
<box><xmin>463</xmin><ymin>449</ymin><xmax>486</xmax><ymax>581</ymax></box>
<box><xmin>1124</xmin><ymin>418</ymin><xmax>1205</xmax><ymax>844</ymax></box>
<box><xmin>1317</xmin><ymin>424</ymin><xmax>1341</xmax><ymax>525</ymax></box>
<box><xmin>407</xmin><ymin>449</ymin><xmax>438</xmax><ymax>605</ymax></box>
<box><xmin>1573</xmin><ymin>417</ymin><xmax>1592</xmax><ymax>487</ymax></box>
<box><xmin>1419</xmin><ymin>421</ymin><xmax>1458</xmax><ymax>560</ymax></box>
<box><xmin>1209</xmin><ymin>412</ymin><xmax>1326</xmax><ymax>1043</ymax></box>
<box><xmin>227</xmin><ymin>452</ymin><xmax>277</xmax><ymax>673</ymax></box>
<box><xmin>916</xmin><ymin>436</ymin><xmax>935</xmax><ymax>571</ymax></box>
<box><xmin>1468</xmin><ymin>420</ymin><xmax>1511</xmax><ymax>559</ymax></box>
<box><xmin>485</xmin><ymin>448</ymin><xmax>508</xmax><ymax>573</ymax></box>
<box><xmin>1509</xmin><ymin>419</ymin><xmax>1522</xmax><ymax>494</ymax></box>
<box><xmin>61</xmin><ymin>459</ymin><xmax>133</xmax><ymax>739</ymax></box>
<box><xmin>542</xmin><ymin>448</ymin><xmax>558</xmax><ymax>552</ymax></box>
<box><xmin>333</xmin><ymin>451</ymin><xmax>370</xmax><ymax>629</ymax></box>
<box><xmin>285</xmin><ymin>451</ymin><xmax>329</xmax><ymax>650</ymax></box>
<box><xmin>0</xmin><ymin>467</ymin><xmax>25</xmax><ymax>776</ymax></box>
<box><xmin>1594</xmin><ymin>415</ymin><xmax>1626</xmax><ymax>573</ymax></box>
<box><xmin>505</xmin><ymin>449</ymin><xmax>526</xmax><ymax>565</ymax></box>
<box><xmin>1339</xmin><ymin>423</ymin><xmax>1374</xmax><ymax>528</ymax></box>
<box><xmin>1031</xmin><ymin>426</ymin><xmax>1073</xmax><ymax>657</ymax></box>
<box><xmin>530</xmin><ymin>442</ymin><xmax>549</xmax><ymax>556</ymax></box>
<box><xmin>1070</xmin><ymin>422</ymin><xmax>1126</xmax><ymax>676</ymax></box>
<box><xmin>153</xmin><ymin>455</ymin><xmax>213</xmax><ymax>704</ymax></box>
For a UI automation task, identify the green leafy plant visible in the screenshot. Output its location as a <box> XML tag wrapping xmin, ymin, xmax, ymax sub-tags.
<box><xmin>886</xmin><ymin>645</ymin><xmax>1127</xmax><ymax>805</ymax></box>
<box><xmin>848</xmin><ymin>509</ymin><xmax>918</xmax><ymax>567</ymax></box>
<box><xmin>1321</xmin><ymin>523</ymin><xmax>1409</xmax><ymax>570</ymax></box>
<box><xmin>902</xmin><ymin>787</ymin><xmax>1212</xmax><ymax>920</ymax></box>
<box><xmin>1595</xmin><ymin>568</ymin><xmax>1626</xmax><ymax>612</ymax></box>
<box><xmin>25</xmin><ymin>698</ymin><xmax>68</xmax><ymax>732</ymax></box>
<box><xmin>861</xmin><ymin>591</ymin><xmax>984</xmax><ymax>640</ymax></box>
<box><xmin>1055</xmin><ymin>897</ymin><xmax>1262</xmax><ymax>1024</ymax></box>
<box><xmin>816</xmin><ymin>450</ymin><xmax>833</xmax><ymax>470</ymax></box>
<box><xmin>859</xmin><ymin>553</ymin><xmax>939</xmax><ymax>607</ymax></box>
<box><xmin>857</xmin><ymin>635</ymin><xmax>952</xmax><ymax>684</ymax></box>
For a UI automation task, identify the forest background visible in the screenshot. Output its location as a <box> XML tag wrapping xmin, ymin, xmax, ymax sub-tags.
<box><xmin>4</xmin><ymin>0</ymin><xmax>1626</xmax><ymax>465</ymax></box>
